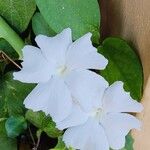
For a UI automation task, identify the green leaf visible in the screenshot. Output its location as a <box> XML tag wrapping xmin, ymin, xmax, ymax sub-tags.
<box><xmin>25</xmin><ymin>110</ymin><xmax>62</xmax><ymax>138</ymax></box>
<box><xmin>0</xmin><ymin>16</ymin><xmax>24</xmax><ymax>58</ymax></box>
<box><xmin>35</xmin><ymin>0</ymin><xmax>100</xmax><ymax>44</ymax></box>
<box><xmin>0</xmin><ymin>38</ymin><xmax>18</xmax><ymax>59</ymax></box>
<box><xmin>0</xmin><ymin>62</ymin><xmax>6</xmax><ymax>75</ymax></box>
<box><xmin>51</xmin><ymin>136</ymin><xmax>67</xmax><ymax>150</ymax></box>
<box><xmin>0</xmin><ymin>120</ymin><xmax>17</xmax><ymax>150</ymax></box>
<box><xmin>98</xmin><ymin>38</ymin><xmax>143</xmax><ymax>100</ymax></box>
<box><xmin>0</xmin><ymin>119</ymin><xmax>7</xmax><ymax>135</ymax></box>
<box><xmin>51</xmin><ymin>136</ymin><xmax>73</xmax><ymax>150</ymax></box>
<box><xmin>32</xmin><ymin>12</ymin><xmax>56</xmax><ymax>36</ymax></box>
<box><xmin>121</xmin><ymin>134</ymin><xmax>134</xmax><ymax>150</ymax></box>
<box><xmin>5</xmin><ymin>116</ymin><xmax>27</xmax><ymax>138</ymax></box>
<box><xmin>0</xmin><ymin>137</ymin><xmax>17</xmax><ymax>150</ymax></box>
<box><xmin>0</xmin><ymin>0</ymin><xmax>36</xmax><ymax>32</ymax></box>
<box><xmin>0</xmin><ymin>72</ymin><xmax>35</xmax><ymax>117</ymax></box>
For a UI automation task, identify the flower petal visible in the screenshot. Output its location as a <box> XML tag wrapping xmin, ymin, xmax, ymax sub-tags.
<box><xmin>65</xmin><ymin>70</ymin><xmax>109</xmax><ymax>111</ymax></box>
<box><xmin>101</xmin><ymin>113</ymin><xmax>141</xmax><ymax>149</ymax></box>
<box><xmin>13</xmin><ymin>46</ymin><xmax>51</xmax><ymax>83</ymax></box>
<box><xmin>66</xmin><ymin>33</ymin><xmax>108</xmax><ymax>70</ymax></box>
<box><xmin>24</xmin><ymin>76</ymin><xmax>72</xmax><ymax>122</ymax></box>
<box><xmin>63</xmin><ymin>118</ymin><xmax>109</xmax><ymax>150</ymax></box>
<box><xmin>56</xmin><ymin>104</ymin><xmax>88</xmax><ymax>130</ymax></box>
<box><xmin>35</xmin><ymin>28</ymin><xmax>72</xmax><ymax>65</ymax></box>
<box><xmin>103</xmin><ymin>81</ymin><xmax>143</xmax><ymax>113</ymax></box>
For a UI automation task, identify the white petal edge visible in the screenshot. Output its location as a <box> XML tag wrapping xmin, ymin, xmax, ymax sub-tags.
<box><xmin>56</xmin><ymin>103</ymin><xmax>88</xmax><ymax>130</ymax></box>
<box><xmin>35</xmin><ymin>28</ymin><xmax>72</xmax><ymax>65</ymax></box>
<box><xmin>65</xmin><ymin>69</ymin><xmax>109</xmax><ymax>111</ymax></box>
<box><xmin>24</xmin><ymin>76</ymin><xmax>72</xmax><ymax>122</ymax></box>
<box><xmin>63</xmin><ymin>118</ymin><xmax>109</xmax><ymax>150</ymax></box>
<box><xmin>13</xmin><ymin>45</ymin><xmax>51</xmax><ymax>83</ymax></box>
<box><xmin>102</xmin><ymin>81</ymin><xmax>143</xmax><ymax>113</ymax></box>
<box><xmin>66</xmin><ymin>33</ymin><xmax>108</xmax><ymax>70</ymax></box>
<box><xmin>101</xmin><ymin>113</ymin><xmax>142</xmax><ymax>149</ymax></box>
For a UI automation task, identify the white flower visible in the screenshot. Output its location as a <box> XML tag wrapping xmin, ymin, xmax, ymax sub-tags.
<box><xmin>13</xmin><ymin>28</ymin><xmax>108</xmax><ymax>122</ymax></box>
<box><xmin>57</xmin><ymin>81</ymin><xmax>143</xmax><ymax>150</ymax></box>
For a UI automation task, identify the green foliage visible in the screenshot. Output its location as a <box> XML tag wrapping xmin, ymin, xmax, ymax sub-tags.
<box><xmin>0</xmin><ymin>72</ymin><xmax>35</xmax><ymax>117</ymax></box>
<box><xmin>0</xmin><ymin>39</ymin><xmax>18</xmax><ymax>59</ymax></box>
<box><xmin>5</xmin><ymin>116</ymin><xmax>27</xmax><ymax>138</ymax></box>
<box><xmin>0</xmin><ymin>120</ymin><xmax>17</xmax><ymax>150</ymax></box>
<box><xmin>99</xmin><ymin>38</ymin><xmax>143</xmax><ymax>100</ymax></box>
<box><xmin>0</xmin><ymin>17</ymin><xmax>24</xmax><ymax>58</ymax></box>
<box><xmin>25</xmin><ymin>110</ymin><xmax>63</xmax><ymax>138</ymax></box>
<box><xmin>52</xmin><ymin>136</ymin><xmax>66</xmax><ymax>150</ymax></box>
<box><xmin>0</xmin><ymin>62</ymin><xmax>5</xmax><ymax>79</ymax></box>
<box><xmin>35</xmin><ymin>0</ymin><xmax>100</xmax><ymax>44</ymax></box>
<box><xmin>51</xmin><ymin>136</ymin><xmax>73</xmax><ymax>150</ymax></box>
<box><xmin>32</xmin><ymin>12</ymin><xmax>56</xmax><ymax>36</ymax></box>
<box><xmin>0</xmin><ymin>0</ymin><xmax>36</xmax><ymax>32</ymax></box>
<box><xmin>0</xmin><ymin>119</ymin><xmax>7</xmax><ymax>135</ymax></box>
<box><xmin>121</xmin><ymin>134</ymin><xmax>134</xmax><ymax>150</ymax></box>
<box><xmin>0</xmin><ymin>137</ymin><xmax>17</xmax><ymax>150</ymax></box>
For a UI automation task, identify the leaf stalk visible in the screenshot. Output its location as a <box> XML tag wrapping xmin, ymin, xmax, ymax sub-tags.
<box><xmin>0</xmin><ymin>16</ymin><xmax>24</xmax><ymax>59</ymax></box>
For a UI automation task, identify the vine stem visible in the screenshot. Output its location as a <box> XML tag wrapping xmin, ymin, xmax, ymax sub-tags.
<box><xmin>28</xmin><ymin>127</ymin><xmax>36</xmax><ymax>147</ymax></box>
<box><xmin>0</xmin><ymin>50</ymin><xmax>22</xmax><ymax>69</ymax></box>
<box><xmin>35</xmin><ymin>133</ymin><xmax>41</xmax><ymax>150</ymax></box>
<box><xmin>0</xmin><ymin>16</ymin><xmax>24</xmax><ymax>59</ymax></box>
<box><xmin>34</xmin><ymin>129</ymin><xmax>42</xmax><ymax>150</ymax></box>
<box><xmin>29</xmin><ymin>127</ymin><xmax>42</xmax><ymax>150</ymax></box>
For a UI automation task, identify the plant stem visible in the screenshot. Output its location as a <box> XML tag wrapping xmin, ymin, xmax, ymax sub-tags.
<box><xmin>34</xmin><ymin>129</ymin><xmax>42</xmax><ymax>150</ymax></box>
<box><xmin>28</xmin><ymin>127</ymin><xmax>36</xmax><ymax>147</ymax></box>
<box><xmin>35</xmin><ymin>133</ymin><xmax>41</xmax><ymax>150</ymax></box>
<box><xmin>0</xmin><ymin>16</ymin><xmax>24</xmax><ymax>59</ymax></box>
<box><xmin>0</xmin><ymin>50</ymin><xmax>22</xmax><ymax>69</ymax></box>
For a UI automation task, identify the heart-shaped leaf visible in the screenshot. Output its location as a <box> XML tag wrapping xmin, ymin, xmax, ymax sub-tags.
<box><xmin>98</xmin><ymin>38</ymin><xmax>143</xmax><ymax>100</ymax></box>
<box><xmin>98</xmin><ymin>38</ymin><xmax>141</xmax><ymax>149</ymax></box>
<box><xmin>0</xmin><ymin>0</ymin><xmax>36</xmax><ymax>32</ymax></box>
<box><xmin>35</xmin><ymin>0</ymin><xmax>100</xmax><ymax>44</ymax></box>
<box><xmin>32</xmin><ymin>12</ymin><xmax>56</xmax><ymax>36</ymax></box>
